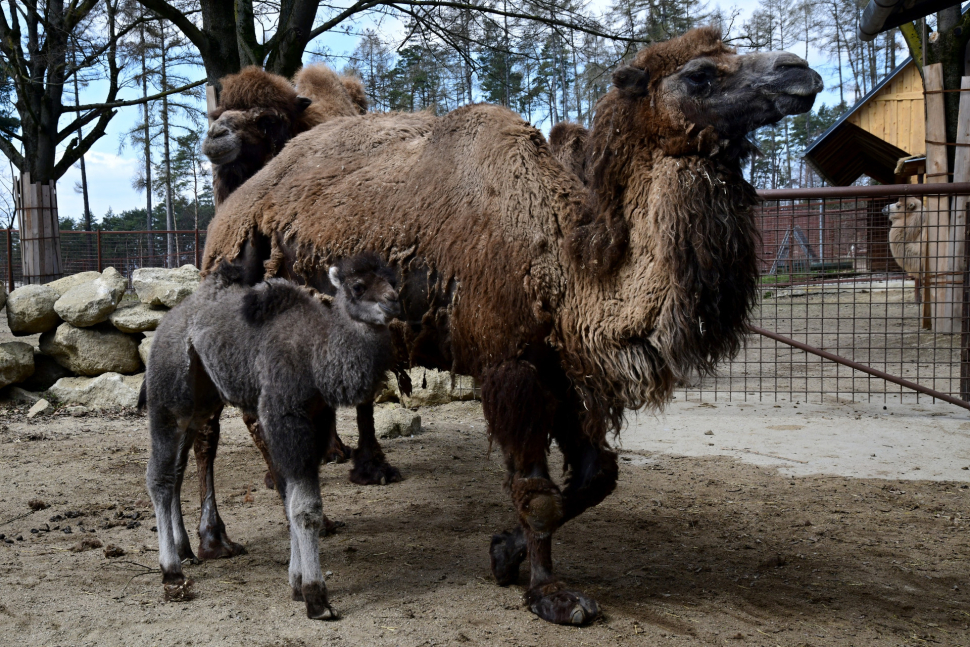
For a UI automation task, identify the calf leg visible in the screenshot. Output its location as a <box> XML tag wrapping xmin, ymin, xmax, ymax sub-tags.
<box><xmin>194</xmin><ymin>407</ymin><xmax>247</xmax><ymax>560</ymax></box>
<box><xmin>349</xmin><ymin>403</ymin><xmax>402</xmax><ymax>485</ymax></box>
<box><xmin>262</xmin><ymin>405</ymin><xmax>337</xmax><ymax>620</ymax></box>
<box><xmin>147</xmin><ymin>410</ymin><xmax>198</xmax><ymax>589</ymax></box>
<box><xmin>482</xmin><ymin>361</ymin><xmax>598</xmax><ymax>626</ymax></box>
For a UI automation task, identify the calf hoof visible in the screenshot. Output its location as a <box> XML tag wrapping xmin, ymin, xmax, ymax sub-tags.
<box><xmin>525</xmin><ymin>582</ymin><xmax>599</xmax><ymax>626</ymax></box>
<box><xmin>264</xmin><ymin>470</ymin><xmax>276</xmax><ymax>490</ymax></box>
<box><xmin>349</xmin><ymin>459</ymin><xmax>402</xmax><ymax>486</ymax></box>
<box><xmin>197</xmin><ymin>535</ymin><xmax>247</xmax><ymax>561</ymax></box>
<box><xmin>303</xmin><ymin>582</ymin><xmax>338</xmax><ymax>620</ymax></box>
<box><xmin>489</xmin><ymin>529</ymin><xmax>527</xmax><ymax>586</ymax></box>
<box><xmin>163</xmin><ymin>577</ymin><xmax>195</xmax><ymax>602</ymax></box>
<box><xmin>326</xmin><ymin>435</ymin><xmax>351</xmax><ymax>464</ymax></box>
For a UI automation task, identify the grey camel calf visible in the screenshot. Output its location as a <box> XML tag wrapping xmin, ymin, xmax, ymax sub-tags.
<box><xmin>143</xmin><ymin>253</ymin><xmax>399</xmax><ymax>619</ymax></box>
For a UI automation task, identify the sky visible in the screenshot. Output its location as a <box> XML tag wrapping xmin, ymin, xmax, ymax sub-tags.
<box><xmin>37</xmin><ymin>0</ymin><xmax>847</xmax><ymax>224</ymax></box>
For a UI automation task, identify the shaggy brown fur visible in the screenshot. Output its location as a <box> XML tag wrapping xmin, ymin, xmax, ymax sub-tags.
<box><xmin>548</xmin><ymin>122</ymin><xmax>588</xmax><ymax>182</ymax></box>
<box><xmin>201</xmin><ymin>28</ymin><xmax>821</xmax><ymax>624</ymax></box>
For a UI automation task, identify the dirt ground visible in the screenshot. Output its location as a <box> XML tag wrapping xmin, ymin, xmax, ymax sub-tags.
<box><xmin>0</xmin><ymin>400</ymin><xmax>968</xmax><ymax>647</ymax></box>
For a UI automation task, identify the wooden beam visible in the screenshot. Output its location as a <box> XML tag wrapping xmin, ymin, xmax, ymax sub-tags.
<box><xmin>947</xmin><ymin>76</ymin><xmax>970</xmax><ymax>333</ymax></box>
<box><xmin>924</xmin><ymin>63</ymin><xmax>949</xmax><ymax>332</ymax></box>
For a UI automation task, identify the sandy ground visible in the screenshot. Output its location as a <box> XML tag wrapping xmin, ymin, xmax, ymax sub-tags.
<box><xmin>0</xmin><ymin>398</ymin><xmax>969</xmax><ymax>646</ymax></box>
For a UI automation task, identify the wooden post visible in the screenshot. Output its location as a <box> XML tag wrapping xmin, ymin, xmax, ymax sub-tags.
<box><xmin>13</xmin><ymin>172</ymin><xmax>63</xmax><ymax>284</ymax></box>
<box><xmin>947</xmin><ymin>76</ymin><xmax>970</xmax><ymax>333</ymax></box>
<box><xmin>96</xmin><ymin>229</ymin><xmax>102</xmax><ymax>272</ymax></box>
<box><xmin>924</xmin><ymin>64</ymin><xmax>950</xmax><ymax>332</ymax></box>
<box><xmin>6</xmin><ymin>229</ymin><xmax>12</xmax><ymax>293</ymax></box>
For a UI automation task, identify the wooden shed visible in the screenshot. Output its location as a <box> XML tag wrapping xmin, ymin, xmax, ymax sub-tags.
<box><xmin>804</xmin><ymin>59</ymin><xmax>924</xmax><ymax>185</ymax></box>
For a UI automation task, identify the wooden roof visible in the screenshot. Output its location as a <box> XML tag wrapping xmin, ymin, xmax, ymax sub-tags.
<box><xmin>804</xmin><ymin>59</ymin><xmax>924</xmax><ymax>186</ymax></box>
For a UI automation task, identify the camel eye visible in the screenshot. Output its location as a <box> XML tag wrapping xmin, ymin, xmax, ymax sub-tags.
<box><xmin>352</xmin><ymin>282</ymin><xmax>365</xmax><ymax>297</ymax></box>
<box><xmin>686</xmin><ymin>71</ymin><xmax>711</xmax><ymax>85</ymax></box>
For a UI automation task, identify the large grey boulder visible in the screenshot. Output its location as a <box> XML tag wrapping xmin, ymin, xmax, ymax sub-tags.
<box><xmin>6</xmin><ymin>284</ymin><xmax>60</xmax><ymax>335</ymax></box>
<box><xmin>0</xmin><ymin>341</ymin><xmax>34</xmax><ymax>388</ymax></box>
<box><xmin>39</xmin><ymin>323</ymin><xmax>142</xmax><ymax>376</ymax></box>
<box><xmin>20</xmin><ymin>352</ymin><xmax>74</xmax><ymax>392</ymax></box>
<box><xmin>132</xmin><ymin>265</ymin><xmax>200</xmax><ymax>307</ymax></box>
<box><xmin>47</xmin><ymin>372</ymin><xmax>144</xmax><ymax>409</ymax></box>
<box><xmin>138</xmin><ymin>336</ymin><xmax>152</xmax><ymax>367</ymax></box>
<box><xmin>373</xmin><ymin>404</ymin><xmax>421</xmax><ymax>439</ymax></box>
<box><xmin>47</xmin><ymin>271</ymin><xmax>102</xmax><ymax>297</ymax></box>
<box><xmin>53</xmin><ymin>268</ymin><xmax>127</xmax><ymax>327</ymax></box>
<box><xmin>110</xmin><ymin>301</ymin><xmax>166</xmax><ymax>333</ymax></box>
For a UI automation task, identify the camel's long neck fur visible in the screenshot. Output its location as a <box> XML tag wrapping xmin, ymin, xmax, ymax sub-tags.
<box><xmin>312</xmin><ymin>298</ymin><xmax>392</xmax><ymax>408</ymax></box>
<box><xmin>559</xmin><ymin>93</ymin><xmax>760</xmax><ymax>433</ymax></box>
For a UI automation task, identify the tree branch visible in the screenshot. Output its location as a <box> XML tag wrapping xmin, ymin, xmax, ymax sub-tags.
<box><xmin>62</xmin><ymin>79</ymin><xmax>206</xmax><ymax>111</ymax></box>
<box><xmin>135</xmin><ymin>0</ymin><xmax>209</xmax><ymax>58</ymax></box>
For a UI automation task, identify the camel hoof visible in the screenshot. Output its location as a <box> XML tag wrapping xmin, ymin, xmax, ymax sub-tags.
<box><xmin>526</xmin><ymin>582</ymin><xmax>599</xmax><ymax>626</ymax></box>
<box><xmin>349</xmin><ymin>460</ymin><xmax>402</xmax><ymax>486</ymax></box>
<box><xmin>264</xmin><ymin>470</ymin><xmax>276</xmax><ymax>490</ymax></box>
<box><xmin>320</xmin><ymin>516</ymin><xmax>345</xmax><ymax>537</ymax></box>
<box><xmin>303</xmin><ymin>582</ymin><xmax>338</xmax><ymax>620</ymax></box>
<box><xmin>197</xmin><ymin>537</ymin><xmax>247</xmax><ymax>561</ymax></box>
<box><xmin>163</xmin><ymin>578</ymin><xmax>196</xmax><ymax>602</ymax></box>
<box><xmin>489</xmin><ymin>530</ymin><xmax>527</xmax><ymax>586</ymax></box>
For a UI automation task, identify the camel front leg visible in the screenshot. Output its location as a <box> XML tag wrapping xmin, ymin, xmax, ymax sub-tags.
<box><xmin>194</xmin><ymin>409</ymin><xmax>247</xmax><ymax>560</ymax></box>
<box><xmin>482</xmin><ymin>360</ymin><xmax>599</xmax><ymax>626</ymax></box>
<box><xmin>349</xmin><ymin>403</ymin><xmax>402</xmax><ymax>485</ymax></box>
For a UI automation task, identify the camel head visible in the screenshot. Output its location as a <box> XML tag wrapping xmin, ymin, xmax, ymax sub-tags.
<box><xmin>328</xmin><ymin>253</ymin><xmax>401</xmax><ymax>327</ymax></box>
<box><xmin>202</xmin><ymin>67</ymin><xmax>313</xmax><ymax>196</ymax></box>
<box><xmin>607</xmin><ymin>27</ymin><xmax>822</xmax><ymax>157</ymax></box>
<box><xmin>884</xmin><ymin>197</ymin><xmax>923</xmax><ymax>225</ymax></box>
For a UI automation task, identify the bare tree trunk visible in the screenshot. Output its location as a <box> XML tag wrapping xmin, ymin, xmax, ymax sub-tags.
<box><xmin>140</xmin><ymin>24</ymin><xmax>154</xmax><ymax>262</ymax></box>
<box><xmin>160</xmin><ymin>23</ymin><xmax>175</xmax><ymax>268</ymax></box>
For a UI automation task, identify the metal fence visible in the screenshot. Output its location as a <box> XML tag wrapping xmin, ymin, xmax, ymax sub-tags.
<box><xmin>0</xmin><ymin>192</ymin><xmax>967</xmax><ymax>410</ymax></box>
<box><xmin>684</xmin><ymin>183</ymin><xmax>970</xmax><ymax>411</ymax></box>
<box><xmin>0</xmin><ymin>229</ymin><xmax>207</xmax><ymax>292</ymax></box>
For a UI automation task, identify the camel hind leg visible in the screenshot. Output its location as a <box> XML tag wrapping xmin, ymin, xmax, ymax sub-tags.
<box><xmin>349</xmin><ymin>403</ymin><xmax>402</xmax><ymax>485</ymax></box>
<box><xmin>195</xmin><ymin>406</ymin><xmax>248</xmax><ymax>560</ymax></box>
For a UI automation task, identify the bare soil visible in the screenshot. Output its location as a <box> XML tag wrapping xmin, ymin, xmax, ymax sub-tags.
<box><xmin>1</xmin><ymin>401</ymin><xmax>969</xmax><ymax>646</ymax></box>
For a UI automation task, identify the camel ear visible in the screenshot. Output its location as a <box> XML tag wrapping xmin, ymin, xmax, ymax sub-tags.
<box><xmin>613</xmin><ymin>66</ymin><xmax>650</xmax><ymax>97</ymax></box>
<box><xmin>328</xmin><ymin>266</ymin><xmax>342</xmax><ymax>289</ymax></box>
<box><xmin>296</xmin><ymin>96</ymin><xmax>312</xmax><ymax>112</ymax></box>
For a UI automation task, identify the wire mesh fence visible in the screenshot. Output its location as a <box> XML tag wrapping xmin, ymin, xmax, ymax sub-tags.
<box><xmin>684</xmin><ymin>183</ymin><xmax>970</xmax><ymax>410</ymax></box>
<box><xmin>0</xmin><ymin>229</ymin><xmax>207</xmax><ymax>292</ymax></box>
<box><xmin>0</xmin><ymin>189</ymin><xmax>967</xmax><ymax>410</ymax></box>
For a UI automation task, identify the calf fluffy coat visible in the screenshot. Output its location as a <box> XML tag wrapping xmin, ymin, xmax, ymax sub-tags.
<box><xmin>144</xmin><ymin>255</ymin><xmax>399</xmax><ymax>619</ymax></box>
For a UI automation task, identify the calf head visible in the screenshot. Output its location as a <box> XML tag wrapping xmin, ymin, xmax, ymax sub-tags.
<box><xmin>328</xmin><ymin>254</ymin><xmax>401</xmax><ymax>326</ymax></box>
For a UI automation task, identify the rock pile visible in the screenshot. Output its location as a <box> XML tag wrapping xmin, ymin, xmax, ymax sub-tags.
<box><xmin>0</xmin><ymin>265</ymin><xmax>201</xmax><ymax>404</ymax></box>
<box><xmin>0</xmin><ymin>265</ymin><xmax>481</xmax><ymax>413</ymax></box>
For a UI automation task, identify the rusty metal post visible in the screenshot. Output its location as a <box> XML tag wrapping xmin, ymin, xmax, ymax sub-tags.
<box><xmin>96</xmin><ymin>230</ymin><xmax>102</xmax><ymax>272</ymax></box>
<box><xmin>961</xmin><ymin>199</ymin><xmax>970</xmax><ymax>402</ymax></box>
<box><xmin>6</xmin><ymin>229</ymin><xmax>12</xmax><ymax>293</ymax></box>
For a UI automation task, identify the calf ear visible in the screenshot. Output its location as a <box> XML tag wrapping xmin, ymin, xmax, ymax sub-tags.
<box><xmin>328</xmin><ymin>266</ymin><xmax>342</xmax><ymax>289</ymax></box>
<box><xmin>613</xmin><ymin>66</ymin><xmax>650</xmax><ymax>97</ymax></box>
<box><xmin>296</xmin><ymin>96</ymin><xmax>312</xmax><ymax>112</ymax></box>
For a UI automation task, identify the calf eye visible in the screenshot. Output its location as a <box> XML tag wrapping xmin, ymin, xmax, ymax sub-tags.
<box><xmin>686</xmin><ymin>71</ymin><xmax>710</xmax><ymax>85</ymax></box>
<box><xmin>352</xmin><ymin>283</ymin><xmax>365</xmax><ymax>297</ymax></box>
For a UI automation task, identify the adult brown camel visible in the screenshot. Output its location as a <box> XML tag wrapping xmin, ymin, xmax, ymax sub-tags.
<box><xmin>194</xmin><ymin>28</ymin><xmax>822</xmax><ymax>624</ymax></box>
<box><xmin>203</xmin><ymin>64</ymin><xmax>366</xmax><ymax>206</ymax></box>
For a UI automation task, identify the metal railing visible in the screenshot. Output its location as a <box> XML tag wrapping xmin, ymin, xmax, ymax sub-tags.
<box><xmin>685</xmin><ymin>183</ymin><xmax>970</xmax><ymax>411</ymax></box>
<box><xmin>0</xmin><ymin>229</ymin><xmax>206</xmax><ymax>292</ymax></box>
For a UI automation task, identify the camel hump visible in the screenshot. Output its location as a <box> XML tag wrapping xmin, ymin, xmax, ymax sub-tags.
<box><xmin>293</xmin><ymin>64</ymin><xmax>361</xmax><ymax>119</ymax></box>
<box><xmin>242</xmin><ymin>279</ymin><xmax>311</xmax><ymax>326</ymax></box>
<box><xmin>340</xmin><ymin>77</ymin><xmax>368</xmax><ymax>114</ymax></box>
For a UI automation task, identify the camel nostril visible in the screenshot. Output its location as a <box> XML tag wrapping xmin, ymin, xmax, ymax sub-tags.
<box><xmin>208</xmin><ymin>125</ymin><xmax>229</xmax><ymax>138</ymax></box>
<box><xmin>773</xmin><ymin>53</ymin><xmax>809</xmax><ymax>71</ymax></box>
